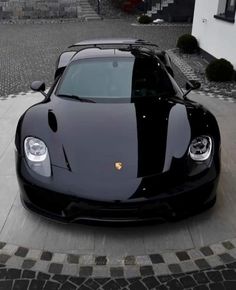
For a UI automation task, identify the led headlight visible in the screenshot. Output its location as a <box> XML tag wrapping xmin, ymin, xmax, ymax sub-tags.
<box><xmin>24</xmin><ymin>137</ymin><xmax>51</xmax><ymax>177</ymax></box>
<box><xmin>189</xmin><ymin>136</ymin><xmax>212</xmax><ymax>161</ymax></box>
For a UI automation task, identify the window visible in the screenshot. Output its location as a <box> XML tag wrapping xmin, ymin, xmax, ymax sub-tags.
<box><xmin>214</xmin><ymin>0</ymin><xmax>236</xmax><ymax>22</ymax></box>
<box><xmin>225</xmin><ymin>0</ymin><xmax>236</xmax><ymax>18</ymax></box>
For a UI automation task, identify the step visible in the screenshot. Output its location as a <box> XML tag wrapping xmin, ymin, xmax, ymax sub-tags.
<box><xmin>85</xmin><ymin>16</ymin><xmax>101</xmax><ymax>20</ymax></box>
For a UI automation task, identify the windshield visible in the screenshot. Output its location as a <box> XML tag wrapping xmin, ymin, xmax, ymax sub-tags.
<box><xmin>56</xmin><ymin>56</ymin><xmax>180</xmax><ymax>102</ymax></box>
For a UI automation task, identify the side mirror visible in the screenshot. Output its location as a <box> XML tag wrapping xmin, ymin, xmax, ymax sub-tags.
<box><xmin>30</xmin><ymin>81</ymin><xmax>47</xmax><ymax>98</ymax></box>
<box><xmin>183</xmin><ymin>80</ymin><xmax>201</xmax><ymax>99</ymax></box>
<box><xmin>186</xmin><ymin>80</ymin><xmax>201</xmax><ymax>90</ymax></box>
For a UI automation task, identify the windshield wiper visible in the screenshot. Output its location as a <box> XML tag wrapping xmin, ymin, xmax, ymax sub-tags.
<box><xmin>57</xmin><ymin>94</ymin><xmax>96</xmax><ymax>103</ymax></box>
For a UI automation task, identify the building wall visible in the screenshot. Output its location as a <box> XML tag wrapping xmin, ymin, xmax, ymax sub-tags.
<box><xmin>0</xmin><ymin>0</ymin><xmax>79</xmax><ymax>19</ymax></box>
<box><xmin>192</xmin><ymin>0</ymin><xmax>236</xmax><ymax>69</ymax></box>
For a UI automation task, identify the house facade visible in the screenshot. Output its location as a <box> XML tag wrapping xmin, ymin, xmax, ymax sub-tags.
<box><xmin>192</xmin><ymin>0</ymin><xmax>236</xmax><ymax>69</ymax></box>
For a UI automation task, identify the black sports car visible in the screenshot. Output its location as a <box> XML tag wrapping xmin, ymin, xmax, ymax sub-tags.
<box><xmin>15</xmin><ymin>39</ymin><xmax>221</xmax><ymax>223</ymax></box>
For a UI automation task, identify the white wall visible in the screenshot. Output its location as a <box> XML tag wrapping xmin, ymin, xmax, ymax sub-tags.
<box><xmin>192</xmin><ymin>0</ymin><xmax>236</xmax><ymax>69</ymax></box>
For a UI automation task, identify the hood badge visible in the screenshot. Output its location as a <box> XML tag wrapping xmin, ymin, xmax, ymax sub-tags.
<box><xmin>115</xmin><ymin>162</ymin><xmax>123</xmax><ymax>171</ymax></box>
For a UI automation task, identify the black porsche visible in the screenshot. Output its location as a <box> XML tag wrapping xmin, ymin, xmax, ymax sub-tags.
<box><xmin>15</xmin><ymin>39</ymin><xmax>221</xmax><ymax>223</ymax></box>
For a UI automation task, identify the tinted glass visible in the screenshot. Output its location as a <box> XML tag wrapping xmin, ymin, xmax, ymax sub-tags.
<box><xmin>56</xmin><ymin>56</ymin><xmax>178</xmax><ymax>102</ymax></box>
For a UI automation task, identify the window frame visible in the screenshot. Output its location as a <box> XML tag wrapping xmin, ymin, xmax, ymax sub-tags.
<box><xmin>214</xmin><ymin>0</ymin><xmax>236</xmax><ymax>23</ymax></box>
<box><xmin>225</xmin><ymin>0</ymin><xmax>236</xmax><ymax>18</ymax></box>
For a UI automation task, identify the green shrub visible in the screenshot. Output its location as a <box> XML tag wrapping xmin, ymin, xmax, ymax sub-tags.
<box><xmin>206</xmin><ymin>58</ymin><xmax>234</xmax><ymax>82</ymax></box>
<box><xmin>177</xmin><ymin>34</ymin><xmax>199</xmax><ymax>54</ymax></box>
<box><xmin>138</xmin><ymin>14</ymin><xmax>152</xmax><ymax>24</ymax></box>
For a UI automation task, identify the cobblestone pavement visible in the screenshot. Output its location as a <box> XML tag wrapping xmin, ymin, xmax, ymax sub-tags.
<box><xmin>0</xmin><ymin>19</ymin><xmax>190</xmax><ymax>98</ymax></box>
<box><xmin>1</xmin><ymin>263</ymin><xmax>236</xmax><ymax>289</ymax></box>
<box><xmin>168</xmin><ymin>49</ymin><xmax>236</xmax><ymax>101</ymax></box>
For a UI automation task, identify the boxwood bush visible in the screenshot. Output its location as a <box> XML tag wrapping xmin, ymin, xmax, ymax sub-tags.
<box><xmin>206</xmin><ymin>58</ymin><xmax>234</xmax><ymax>82</ymax></box>
<box><xmin>138</xmin><ymin>14</ymin><xmax>152</xmax><ymax>24</ymax></box>
<box><xmin>177</xmin><ymin>34</ymin><xmax>199</xmax><ymax>54</ymax></box>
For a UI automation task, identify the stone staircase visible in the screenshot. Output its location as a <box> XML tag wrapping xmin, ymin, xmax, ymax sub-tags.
<box><xmin>147</xmin><ymin>0</ymin><xmax>174</xmax><ymax>17</ymax></box>
<box><xmin>146</xmin><ymin>0</ymin><xmax>195</xmax><ymax>22</ymax></box>
<box><xmin>78</xmin><ymin>0</ymin><xmax>101</xmax><ymax>20</ymax></box>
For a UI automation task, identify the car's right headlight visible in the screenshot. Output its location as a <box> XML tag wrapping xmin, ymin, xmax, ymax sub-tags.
<box><xmin>24</xmin><ymin>137</ymin><xmax>51</xmax><ymax>177</ymax></box>
<box><xmin>189</xmin><ymin>135</ymin><xmax>212</xmax><ymax>162</ymax></box>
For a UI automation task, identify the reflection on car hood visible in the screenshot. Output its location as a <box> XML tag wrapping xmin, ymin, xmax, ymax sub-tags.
<box><xmin>49</xmin><ymin>97</ymin><xmax>191</xmax><ymax>177</ymax></box>
<box><xmin>21</xmin><ymin>97</ymin><xmax>191</xmax><ymax>201</ymax></box>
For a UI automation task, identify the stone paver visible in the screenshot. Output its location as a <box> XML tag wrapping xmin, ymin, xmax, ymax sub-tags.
<box><xmin>0</xmin><ymin>263</ymin><xmax>236</xmax><ymax>289</ymax></box>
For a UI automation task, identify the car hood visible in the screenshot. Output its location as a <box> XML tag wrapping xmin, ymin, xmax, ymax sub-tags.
<box><xmin>22</xmin><ymin>97</ymin><xmax>191</xmax><ymax>201</ymax></box>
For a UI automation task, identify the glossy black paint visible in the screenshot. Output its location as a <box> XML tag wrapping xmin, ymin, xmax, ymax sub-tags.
<box><xmin>15</xmin><ymin>39</ymin><xmax>221</xmax><ymax>223</ymax></box>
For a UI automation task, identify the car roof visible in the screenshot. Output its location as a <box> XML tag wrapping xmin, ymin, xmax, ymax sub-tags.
<box><xmin>68</xmin><ymin>38</ymin><xmax>160</xmax><ymax>62</ymax></box>
<box><xmin>71</xmin><ymin>48</ymin><xmax>135</xmax><ymax>61</ymax></box>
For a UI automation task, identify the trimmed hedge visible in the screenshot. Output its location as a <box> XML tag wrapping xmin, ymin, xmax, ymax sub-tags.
<box><xmin>206</xmin><ymin>58</ymin><xmax>234</xmax><ymax>82</ymax></box>
<box><xmin>177</xmin><ymin>34</ymin><xmax>199</xmax><ymax>54</ymax></box>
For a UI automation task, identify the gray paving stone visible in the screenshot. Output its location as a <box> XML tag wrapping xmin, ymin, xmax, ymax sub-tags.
<box><xmin>79</xmin><ymin>266</ymin><xmax>93</xmax><ymax>277</ymax></box>
<box><xmin>110</xmin><ymin>267</ymin><xmax>124</xmax><ymax>277</ymax></box>
<box><xmin>200</xmin><ymin>247</ymin><xmax>214</xmax><ymax>257</ymax></box>
<box><xmin>52</xmin><ymin>274</ymin><xmax>68</xmax><ymax>284</ymax></box>
<box><xmin>103</xmin><ymin>280</ymin><xmax>121</xmax><ymax>290</ymax></box>
<box><xmin>0</xmin><ymin>280</ymin><xmax>13</xmax><ymax>290</ymax></box>
<box><xmin>140</xmin><ymin>266</ymin><xmax>154</xmax><ymax>276</ymax></box>
<box><xmin>195</xmin><ymin>259</ymin><xmax>211</xmax><ymax>270</ymax></box>
<box><xmin>193</xmin><ymin>272</ymin><xmax>210</xmax><ymax>284</ymax></box>
<box><xmin>224</xmin><ymin>281</ymin><xmax>236</xmax><ymax>290</ymax></box>
<box><xmin>0</xmin><ymin>268</ymin><xmax>7</xmax><ymax>279</ymax></box>
<box><xmin>28</xmin><ymin>279</ymin><xmax>45</xmax><ymax>290</ymax></box>
<box><xmin>15</xmin><ymin>247</ymin><xmax>29</xmax><ymax>258</ymax></box>
<box><xmin>149</xmin><ymin>254</ymin><xmax>165</xmax><ymax>264</ymax></box>
<box><xmin>222</xmin><ymin>269</ymin><xmax>236</xmax><ymax>280</ymax></box>
<box><xmin>222</xmin><ymin>241</ymin><xmax>235</xmax><ymax>250</ymax></box>
<box><xmin>209</xmin><ymin>283</ymin><xmax>225</xmax><ymax>290</ymax></box>
<box><xmin>124</xmin><ymin>266</ymin><xmax>140</xmax><ymax>278</ymax></box>
<box><xmin>43</xmin><ymin>281</ymin><xmax>60</xmax><ymax>290</ymax></box>
<box><xmin>179</xmin><ymin>275</ymin><xmax>197</xmax><ymax>288</ymax></box>
<box><xmin>0</xmin><ymin>254</ymin><xmax>10</xmax><ymax>264</ymax></box>
<box><xmin>0</xmin><ymin>243</ymin><xmax>6</xmax><ymax>250</ymax></box>
<box><xmin>60</xmin><ymin>281</ymin><xmax>77</xmax><ymax>290</ymax></box>
<box><xmin>6</xmin><ymin>268</ymin><xmax>21</xmax><ymax>279</ymax></box>
<box><xmin>176</xmin><ymin>251</ymin><xmax>190</xmax><ymax>261</ymax></box>
<box><xmin>168</xmin><ymin>263</ymin><xmax>183</xmax><ymax>274</ymax></box>
<box><xmin>40</xmin><ymin>251</ymin><xmax>53</xmax><ymax>261</ymax></box>
<box><xmin>92</xmin><ymin>266</ymin><xmax>110</xmax><ymax>278</ymax></box>
<box><xmin>206</xmin><ymin>270</ymin><xmax>223</xmax><ymax>282</ymax></box>
<box><xmin>218</xmin><ymin>253</ymin><xmax>235</xmax><ymax>264</ymax></box>
<box><xmin>22</xmin><ymin>270</ymin><xmax>35</xmax><ymax>279</ymax></box>
<box><xmin>84</xmin><ymin>278</ymin><xmax>100</xmax><ymax>290</ymax></box>
<box><xmin>5</xmin><ymin>256</ymin><xmax>23</xmax><ymax>268</ymax></box>
<box><xmin>13</xmin><ymin>279</ymin><xmax>30</xmax><ymax>290</ymax></box>
<box><xmin>68</xmin><ymin>277</ymin><xmax>86</xmax><ymax>286</ymax></box>
<box><xmin>124</xmin><ymin>256</ymin><xmax>136</xmax><ymax>266</ymax></box>
<box><xmin>22</xmin><ymin>259</ymin><xmax>36</xmax><ymax>269</ymax></box>
<box><xmin>48</xmin><ymin>263</ymin><xmax>63</xmax><ymax>274</ymax></box>
<box><xmin>67</xmin><ymin>254</ymin><xmax>79</xmax><ymax>264</ymax></box>
<box><xmin>142</xmin><ymin>276</ymin><xmax>160</xmax><ymax>289</ymax></box>
<box><xmin>95</xmin><ymin>256</ymin><xmax>107</xmax><ymax>266</ymax></box>
<box><xmin>61</xmin><ymin>264</ymin><xmax>77</xmax><ymax>276</ymax></box>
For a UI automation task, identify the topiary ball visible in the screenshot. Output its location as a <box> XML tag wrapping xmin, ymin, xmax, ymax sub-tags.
<box><xmin>177</xmin><ymin>34</ymin><xmax>199</xmax><ymax>54</ymax></box>
<box><xmin>206</xmin><ymin>58</ymin><xmax>234</xmax><ymax>82</ymax></box>
<box><xmin>138</xmin><ymin>14</ymin><xmax>152</xmax><ymax>24</ymax></box>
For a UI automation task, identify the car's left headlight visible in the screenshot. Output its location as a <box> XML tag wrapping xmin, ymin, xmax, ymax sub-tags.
<box><xmin>24</xmin><ymin>137</ymin><xmax>51</xmax><ymax>177</ymax></box>
<box><xmin>189</xmin><ymin>135</ymin><xmax>212</xmax><ymax>162</ymax></box>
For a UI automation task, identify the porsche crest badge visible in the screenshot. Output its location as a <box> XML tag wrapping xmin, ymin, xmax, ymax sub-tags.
<box><xmin>115</xmin><ymin>162</ymin><xmax>123</xmax><ymax>171</ymax></box>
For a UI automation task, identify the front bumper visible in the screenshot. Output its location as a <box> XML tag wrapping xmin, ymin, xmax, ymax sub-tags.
<box><xmin>16</xmin><ymin>154</ymin><xmax>219</xmax><ymax>224</ymax></box>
